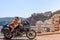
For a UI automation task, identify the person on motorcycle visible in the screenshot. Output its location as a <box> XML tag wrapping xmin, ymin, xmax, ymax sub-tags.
<box><xmin>9</xmin><ymin>16</ymin><xmax>21</xmax><ymax>33</ymax></box>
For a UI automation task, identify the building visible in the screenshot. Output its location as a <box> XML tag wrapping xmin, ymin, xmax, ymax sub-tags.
<box><xmin>36</xmin><ymin>19</ymin><xmax>52</xmax><ymax>32</ymax></box>
<box><xmin>51</xmin><ymin>13</ymin><xmax>60</xmax><ymax>31</ymax></box>
<box><xmin>44</xmin><ymin>19</ymin><xmax>52</xmax><ymax>32</ymax></box>
<box><xmin>36</xmin><ymin>20</ymin><xmax>43</xmax><ymax>33</ymax></box>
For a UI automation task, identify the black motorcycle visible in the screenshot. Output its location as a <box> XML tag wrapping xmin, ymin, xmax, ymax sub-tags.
<box><xmin>1</xmin><ymin>20</ymin><xmax>36</xmax><ymax>39</ymax></box>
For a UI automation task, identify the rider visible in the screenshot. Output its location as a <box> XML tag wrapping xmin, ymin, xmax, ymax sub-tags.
<box><xmin>9</xmin><ymin>16</ymin><xmax>21</xmax><ymax>33</ymax></box>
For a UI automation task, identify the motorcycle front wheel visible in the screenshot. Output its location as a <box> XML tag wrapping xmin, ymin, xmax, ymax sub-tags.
<box><xmin>26</xmin><ymin>30</ymin><xmax>36</xmax><ymax>39</ymax></box>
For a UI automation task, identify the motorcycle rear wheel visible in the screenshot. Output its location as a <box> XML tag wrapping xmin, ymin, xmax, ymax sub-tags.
<box><xmin>4</xmin><ymin>32</ymin><xmax>13</xmax><ymax>39</ymax></box>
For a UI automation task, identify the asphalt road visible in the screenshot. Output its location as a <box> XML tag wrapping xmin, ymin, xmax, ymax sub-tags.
<box><xmin>0</xmin><ymin>34</ymin><xmax>60</xmax><ymax>40</ymax></box>
<box><xmin>36</xmin><ymin>34</ymin><xmax>60</xmax><ymax>40</ymax></box>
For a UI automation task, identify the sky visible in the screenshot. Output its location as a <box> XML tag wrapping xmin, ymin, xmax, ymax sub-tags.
<box><xmin>0</xmin><ymin>0</ymin><xmax>60</xmax><ymax>18</ymax></box>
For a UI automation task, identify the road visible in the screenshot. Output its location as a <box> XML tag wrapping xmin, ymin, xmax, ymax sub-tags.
<box><xmin>36</xmin><ymin>34</ymin><xmax>60</xmax><ymax>40</ymax></box>
<box><xmin>0</xmin><ymin>34</ymin><xmax>60</xmax><ymax>40</ymax></box>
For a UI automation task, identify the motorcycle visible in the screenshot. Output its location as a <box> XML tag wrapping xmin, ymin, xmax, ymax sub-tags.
<box><xmin>1</xmin><ymin>21</ymin><xmax>36</xmax><ymax>39</ymax></box>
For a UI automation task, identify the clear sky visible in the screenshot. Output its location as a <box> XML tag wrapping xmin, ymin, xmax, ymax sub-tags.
<box><xmin>0</xmin><ymin>0</ymin><xmax>60</xmax><ymax>18</ymax></box>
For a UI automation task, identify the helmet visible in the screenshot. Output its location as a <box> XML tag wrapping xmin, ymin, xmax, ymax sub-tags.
<box><xmin>15</xmin><ymin>16</ymin><xmax>19</xmax><ymax>20</ymax></box>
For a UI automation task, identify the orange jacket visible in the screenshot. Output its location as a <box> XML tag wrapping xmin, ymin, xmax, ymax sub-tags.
<box><xmin>9</xmin><ymin>20</ymin><xmax>21</xmax><ymax>27</ymax></box>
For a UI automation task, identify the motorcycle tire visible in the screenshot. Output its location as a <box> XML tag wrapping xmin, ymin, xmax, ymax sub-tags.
<box><xmin>26</xmin><ymin>30</ymin><xmax>36</xmax><ymax>39</ymax></box>
<box><xmin>4</xmin><ymin>32</ymin><xmax>13</xmax><ymax>39</ymax></box>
